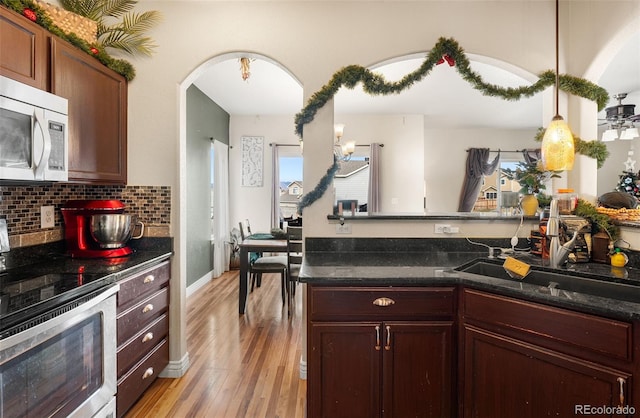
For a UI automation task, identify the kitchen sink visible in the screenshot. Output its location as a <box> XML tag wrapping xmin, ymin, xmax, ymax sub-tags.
<box><xmin>455</xmin><ymin>260</ymin><xmax>640</xmax><ymax>304</ymax></box>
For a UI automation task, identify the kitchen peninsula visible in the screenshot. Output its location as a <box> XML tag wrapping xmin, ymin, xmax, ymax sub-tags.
<box><xmin>301</xmin><ymin>237</ymin><xmax>640</xmax><ymax>418</ymax></box>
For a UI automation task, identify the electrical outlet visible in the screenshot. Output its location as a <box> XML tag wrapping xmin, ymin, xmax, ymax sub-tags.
<box><xmin>336</xmin><ymin>223</ymin><xmax>352</xmax><ymax>234</ymax></box>
<box><xmin>41</xmin><ymin>206</ymin><xmax>55</xmax><ymax>229</ymax></box>
<box><xmin>434</xmin><ymin>224</ymin><xmax>451</xmax><ymax>234</ymax></box>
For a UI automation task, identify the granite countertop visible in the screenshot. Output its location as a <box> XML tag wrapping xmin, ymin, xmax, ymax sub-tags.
<box><xmin>300</xmin><ymin>250</ymin><xmax>640</xmax><ymax>321</ymax></box>
<box><xmin>1</xmin><ymin>237</ymin><xmax>173</xmax><ymax>281</ymax></box>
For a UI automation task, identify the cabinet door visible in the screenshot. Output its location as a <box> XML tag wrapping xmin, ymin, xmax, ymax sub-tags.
<box><xmin>50</xmin><ymin>37</ymin><xmax>127</xmax><ymax>184</ymax></box>
<box><xmin>309</xmin><ymin>322</ymin><xmax>382</xmax><ymax>418</ymax></box>
<box><xmin>463</xmin><ymin>325</ymin><xmax>631</xmax><ymax>418</ymax></box>
<box><xmin>0</xmin><ymin>7</ymin><xmax>47</xmax><ymax>89</ymax></box>
<box><xmin>382</xmin><ymin>321</ymin><xmax>454</xmax><ymax>418</ymax></box>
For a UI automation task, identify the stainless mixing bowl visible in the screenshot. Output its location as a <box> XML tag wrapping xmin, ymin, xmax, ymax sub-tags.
<box><xmin>90</xmin><ymin>214</ymin><xmax>144</xmax><ymax>248</ymax></box>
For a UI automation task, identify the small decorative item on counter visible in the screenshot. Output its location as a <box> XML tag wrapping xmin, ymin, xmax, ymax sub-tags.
<box><xmin>554</xmin><ymin>189</ymin><xmax>577</xmax><ymax>215</ymax></box>
<box><xmin>591</xmin><ymin>231</ymin><xmax>610</xmax><ymax>264</ymax></box>
<box><xmin>610</xmin><ymin>248</ymin><xmax>629</xmax><ymax>267</ymax></box>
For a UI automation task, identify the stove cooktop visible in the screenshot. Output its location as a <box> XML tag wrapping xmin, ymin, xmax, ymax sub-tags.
<box><xmin>0</xmin><ymin>269</ymin><xmax>114</xmax><ymax>336</ymax></box>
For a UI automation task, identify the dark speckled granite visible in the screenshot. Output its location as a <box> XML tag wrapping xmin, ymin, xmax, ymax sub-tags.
<box><xmin>1</xmin><ymin>237</ymin><xmax>173</xmax><ymax>279</ymax></box>
<box><xmin>300</xmin><ymin>238</ymin><xmax>640</xmax><ymax>321</ymax></box>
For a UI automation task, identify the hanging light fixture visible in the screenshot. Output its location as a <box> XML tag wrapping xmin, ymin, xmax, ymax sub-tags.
<box><xmin>541</xmin><ymin>0</ymin><xmax>574</xmax><ymax>171</ymax></box>
<box><xmin>239</xmin><ymin>57</ymin><xmax>252</xmax><ymax>81</ymax></box>
<box><xmin>334</xmin><ymin>124</ymin><xmax>356</xmax><ymax>161</ymax></box>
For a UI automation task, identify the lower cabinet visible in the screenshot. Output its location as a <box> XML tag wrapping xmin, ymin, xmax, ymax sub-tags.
<box><xmin>116</xmin><ymin>260</ymin><xmax>171</xmax><ymax>417</ymax></box>
<box><xmin>307</xmin><ymin>286</ymin><xmax>456</xmax><ymax>418</ymax></box>
<box><xmin>463</xmin><ymin>325</ymin><xmax>630</xmax><ymax>418</ymax></box>
<box><xmin>461</xmin><ymin>288</ymin><xmax>636</xmax><ymax>418</ymax></box>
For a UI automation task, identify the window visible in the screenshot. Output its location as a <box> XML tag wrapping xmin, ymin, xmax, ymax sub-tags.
<box><xmin>278</xmin><ymin>152</ymin><xmax>303</xmax><ymax>220</ymax></box>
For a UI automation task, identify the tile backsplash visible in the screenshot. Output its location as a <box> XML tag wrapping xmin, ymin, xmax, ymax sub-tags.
<box><xmin>0</xmin><ymin>184</ymin><xmax>171</xmax><ymax>248</ymax></box>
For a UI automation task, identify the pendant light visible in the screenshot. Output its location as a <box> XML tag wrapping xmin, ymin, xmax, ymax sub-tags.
<box><xmin>541</xmin><ymin>0</ymin><xmax>574</xmax><ymax>171</ymax></box>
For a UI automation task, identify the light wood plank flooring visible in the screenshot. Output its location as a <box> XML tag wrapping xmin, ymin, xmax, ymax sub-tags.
<box><xmin>124</xmin><ymin>270</ymin><xmax>306</xmax><ymax>418</ymax></box>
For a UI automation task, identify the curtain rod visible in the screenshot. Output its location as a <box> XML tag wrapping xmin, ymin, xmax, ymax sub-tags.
<box><xmin>269</xmin><ymin>143</ymin><xmax>384</xmax><ymax>147</ymax></box>
<box><xmin>466</xmin><ymin>149</ymin><xmax>526</xmax><ymax>153</ymax></box>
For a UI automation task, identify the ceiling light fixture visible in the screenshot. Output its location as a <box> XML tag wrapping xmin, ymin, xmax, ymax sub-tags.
<box><xmin>541</xmin><ymin>0</ymin><xmax>574</xmax><ymax>172</ymax></box>
<box><xmin>334</xmin><ymin>124</ymin><xmax>356</xmax><ymax>161</ymax></box>
<box><xmin>239</xmin><ymin>57</ymin><xmax>253</xmax><ymax>81</ymax></box>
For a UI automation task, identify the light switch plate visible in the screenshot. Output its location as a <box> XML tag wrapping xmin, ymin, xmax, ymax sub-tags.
<box><xmin>41</xmin><ymin>206</ymin><xmax>55</xmax><ymax>229</ymax></box>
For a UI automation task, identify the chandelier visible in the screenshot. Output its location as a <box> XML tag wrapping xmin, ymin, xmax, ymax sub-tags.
<box><xmin>334</xmin><ymin>124</ymin><xmax>356</xmax><ymax>161</ymax></box>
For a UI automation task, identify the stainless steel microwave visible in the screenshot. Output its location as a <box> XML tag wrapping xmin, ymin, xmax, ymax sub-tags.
<box><xmin>0</xmin><ymin>75</ymin><xmax>68</xmax><ymax>182</ymax></box>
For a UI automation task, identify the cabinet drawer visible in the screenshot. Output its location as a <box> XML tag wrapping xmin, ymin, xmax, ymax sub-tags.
<box><xmin>116</xmin><ymin>338</ymin><xmax>169</xmax><ymax>418</ymax></box>
<box><xmin>117</xmin><ymin>287</ymin><xmax>169</xmax><ymax>345</ymax></box>
<box><xmin>117</xmin><ymin>313</ymin><xmax>169</xmax><ymax>378</ymax></box>
<box><xmin>117</xmin><ymin>262</ymin><xmax>170</xmax><ymax>310</ymax></box>
<box><xmin>309</xmin><ymin>286</ymin><xmax>455</xmax><ymax>321</ymax></box>
<box><xmin>463</xmin><ymin>289</ymin><xmax>632</xmax><ymax>361</ymax></box>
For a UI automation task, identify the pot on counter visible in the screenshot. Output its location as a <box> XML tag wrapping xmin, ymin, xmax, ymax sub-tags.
<box><xmin>90</xmin><ymin>214</ymin><xmax>144</xmax><ymax>249</ymax></box>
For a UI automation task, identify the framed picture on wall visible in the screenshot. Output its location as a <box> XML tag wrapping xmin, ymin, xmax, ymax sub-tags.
<box><xmin>241</xmin><ymin>136</ymin><xmax>264</xmax><ymax>187</ymax></box>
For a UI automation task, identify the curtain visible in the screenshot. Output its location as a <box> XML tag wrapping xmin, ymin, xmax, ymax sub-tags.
<box><xmin>457</xmin><ymin>148</ymin><xmax>500</xmax><ymax>212</ymax></box>
<box><xmin>213</xmin><ymin>140</ymin><xmax>230</xmax><ymax>277</ymax></box>
<box><xmin>368</xmin><ymin>143</ymin><xmax>382</xmax><ymax>213</ymax></box>
<box><xmin>271</xmin><ymin>145</ymin><xmax>280</xmax><ymax>229</ymax></box>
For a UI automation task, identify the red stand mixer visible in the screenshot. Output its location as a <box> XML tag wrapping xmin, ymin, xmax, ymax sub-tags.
<box><xmin>62</xmin><ymin>200</ymin><xmax>143</xmax><ymax>258</ymax></box>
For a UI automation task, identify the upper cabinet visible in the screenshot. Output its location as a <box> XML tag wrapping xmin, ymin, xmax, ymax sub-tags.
<box><xmin>51</xmin><ymin>38</ymin><xmax>127</xmax><ymax>184</ymax></box>
<box><xmin>0</xmin><ymin>7</ymin><xmax>48</xmax><ymax>90</ymax></box>
<box><xmin>0</xmin><ymin>6</ymin><xmax>127</xmax><ymax>184</ymax></box>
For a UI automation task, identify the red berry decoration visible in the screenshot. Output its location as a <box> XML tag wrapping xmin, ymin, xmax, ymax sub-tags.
<box><xmin>90</xmin><ymin>47</ymin><xmax>99</xmax><ymax>55</ymax></box>
<box><xmin>444</xmin><ymin>54</ymin><xmax>456</xmax><ymax>67</ymax></box>
<box><xmin>23</xmin><ymin>8</ymin><xmax>37</xmax><ymax>22</ymax></box>
<box><xmin>437</xmin><ymin>57</ymin><xmax>445</xmax><ymax>65</ymax></box>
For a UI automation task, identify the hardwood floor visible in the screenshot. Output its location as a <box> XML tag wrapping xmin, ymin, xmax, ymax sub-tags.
<box><xmin>124</xmin><ymin>270</ymin><xmax>306</xmax><ymax>418</ymax></box>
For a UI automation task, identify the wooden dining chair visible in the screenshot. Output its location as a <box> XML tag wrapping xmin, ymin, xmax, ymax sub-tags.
<box><xmin>286</xmin><ymin>226</ymin><xmax>303</xmax><ymax>297</ymax></box>
<box><xmin>239</xmin><ymin>220</ymin><xmax>289</xmax><ymax>308</ymax></box>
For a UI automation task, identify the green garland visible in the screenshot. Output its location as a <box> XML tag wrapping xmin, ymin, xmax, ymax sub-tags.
<box><xmin>296</xmin><ymin>37</ymin><xmax>610</xmax><ymax>211</ymax></box>
<box><xmin>1</xmin><ymin>0</ymin><xmax>135</xmax><ymax>80</ymax></box>
<box><xmin>297</xmin><ymin>156</ymin><xmax>340</xmax><ymax>213</ymax></box>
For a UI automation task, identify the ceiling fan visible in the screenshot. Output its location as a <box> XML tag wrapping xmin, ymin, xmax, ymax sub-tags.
<box><xmin>600</xmin><ymin>93</ymin><xmax>640</xmax><ymax>141</ymax></box>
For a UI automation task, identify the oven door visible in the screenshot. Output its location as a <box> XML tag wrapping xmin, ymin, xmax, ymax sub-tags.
<box><xmin>0</xmin><ymin>284</ymin><xmax>118</xmax><ymax>418</ymax></box>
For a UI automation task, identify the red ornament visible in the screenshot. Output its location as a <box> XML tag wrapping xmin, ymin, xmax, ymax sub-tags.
<box><xmin>23</xmin><ymin>8</ymin><xmax>37</xmax><ymax>22</ymax></box>
<box><xmin>436</xmin><ymin>54</ymin><xmax>455</xmax><ymax>67</ymax></box>
<box><xmin>444</xmin><ymin>54</ymin><xmax>455</xmax><ymax>67</ymax></box>
<box><xmin>90</xmin><ymin>47</ymin><xmax>99</xmax><ymax>55</ymax></box>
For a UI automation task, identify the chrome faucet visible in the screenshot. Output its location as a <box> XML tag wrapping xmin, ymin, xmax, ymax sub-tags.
<box><xmin>546</xmin><ymin>198</ymin><xmax>578</xmax><ymax>268</ymax></box>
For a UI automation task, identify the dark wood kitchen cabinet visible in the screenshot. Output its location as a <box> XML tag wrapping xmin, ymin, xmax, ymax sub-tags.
<box><xmin>0</xmin><ymin>5</ymin><xmax>128</xmax><ymax>184</ymax></box>
<box><xmin>461</xmin><ymin>289</ymin><xmax>635</xmax><ymax>418</ymax></box>
<box><xmin>0</xmin><ymin>6</ymin><xmax>48</xmax><ymax>90</ymax></box>
<box><xmin>307</xmin><ymin>286</ymin><xmax>456</xmax><ymax>418</ymax></box>
<box><xmin>116</xmin><ymin>260</ymin><xmax>171</xmax><ymax>417</ymax></box>
<box><xmin>51</xmin><ymin>37</ymin><xmax>127</xmax><ymax>184</ymax></box>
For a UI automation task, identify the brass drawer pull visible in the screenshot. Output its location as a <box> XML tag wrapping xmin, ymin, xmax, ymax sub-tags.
<box><xmin>142</xmin><ymin>303</ymin><xmax>154</xmax><ymax>313</ymax></box>
<box><xmin>618</xmin><ymin>377</ymin><xmax>626</xmax><ymax>407</ymax></box>
<box><xmin>142</xmin><ymin>332</ymin><xmax>154</xmax><ymax>343</ymax></box>
<box><xmin>143</xmin><ymin>275</ymin><xmax>155</xmax><ymax>284</ymax></box>
<box><xmin>375</xmin><ymin>325</ymin><xmax>381</xmax><ymax>351</ymax></box>
<box><xmin>142</xmin><ymin>367</ymin><xmax>154</xmax><ymax>379</ymax></box>
<box><xmin>372</xmin><ymin>297</ymin><xmax>395</xmax><ymax>307</ymax></box>
<box><xmin>384</xmin><ymin>325</ymin><xmax>392</xmax><ymax>351</ymax></box>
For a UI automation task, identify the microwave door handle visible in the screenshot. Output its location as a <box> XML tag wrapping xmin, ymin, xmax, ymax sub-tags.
<box><xmin>33</xmin><ymin>108</ymin><xmax>52</xmax><ymax>181</ymax></box>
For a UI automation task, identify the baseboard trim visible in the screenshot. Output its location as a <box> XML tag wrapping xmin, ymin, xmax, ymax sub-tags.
<box><xmin>299</xmin><ymin>358</ymin><xmax>307</xmax><ymax>380</ymax></box>
<box><xmin>187</xmin><ymin>271</ymin><xmax>213</xmax><ymax>298</ymax></box>
<box><xmin>159</xmin><ymin>352</ymin><xmax>190</xmax><ymax>378</ymax></box>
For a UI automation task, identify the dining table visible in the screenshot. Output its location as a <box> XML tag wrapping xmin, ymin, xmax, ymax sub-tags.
<box><xmin>238</xmin><ymin>235</ymin><xmax>288</xmax><ymax>314</ymax></box>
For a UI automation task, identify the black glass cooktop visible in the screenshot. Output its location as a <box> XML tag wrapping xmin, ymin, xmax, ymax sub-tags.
<box><xmin>0</xmin><ymin>269</ymin><xmax>113</xmax><ymax>335</ymax></box>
